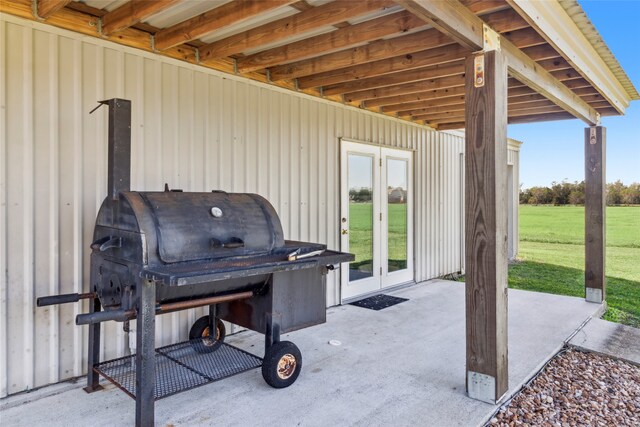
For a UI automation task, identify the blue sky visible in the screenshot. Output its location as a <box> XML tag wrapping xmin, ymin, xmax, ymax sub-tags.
<box><xmin>507</xmin><ymin>0</ymin><xmax>640</xmax><ymax>189</ymax></box>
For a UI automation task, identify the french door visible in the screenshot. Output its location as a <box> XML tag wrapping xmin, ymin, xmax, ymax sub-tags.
<box><xmin>340</xmin><ymin>140</ymin><xmax>413</xmax><ymax>301</ymax></box>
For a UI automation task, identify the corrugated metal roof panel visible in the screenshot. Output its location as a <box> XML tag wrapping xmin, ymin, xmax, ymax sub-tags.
<box><xmin>198</xmin><ymin>6</ymin><xmax>300</xmax><ymax>44</ymax></box>
<box><xmin>559</xmin><ymin>0</ymin><xmax>639</xmax><ymax>100</ymax></box>
<box><xmin>143</xmin><ymin>0</ymin><xmax>231</xmax><ymax>28</ymax></box>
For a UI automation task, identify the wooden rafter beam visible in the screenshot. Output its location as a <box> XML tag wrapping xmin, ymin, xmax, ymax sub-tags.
<box><xmin>392</xmin><ymin>91</ymin><xmax>556</xmax><ymax>116</ymax></box>
<box><xmin>481</xmin><ymin>8</ymin><xmax>528</xmax><ymax>33</ymax></box>
<box><xmin>298</xmin><ymin>44</ymin><xmax>466</xmax><ymax>89</ymax></box>
<box><xmin>269</xmin><ymin>27</ymin><xmax>452</xmax><ymax>81</ymax></box>
<box><xmin>101</xmin><ymin>0</ymin><xmax>183</xmax><ymax>36</ymax></box>
<box><xmin>323</xmin><ymin>60</ymin><xmax>465</xmax><ymax>96</ymax></box>
<box><xmin>397</xmin><ymin>102</ymin><xmax>465</xmax><ymax>117</ymax></box>
<box><xmin>304</xmin><ymin>24</ymin><xmax>541</xmax><ymax>92</ymax></box>
<box><xmin>460</xmin><ymin>0</ymin><xmax>509</xmax><ymax>15</ymax></box>
<box><xmin>520</xmin><ymin>44</ymin><xmax>560</xmax><ymax>62</ymax></box>
<box><xmin>199</xmin><ymin>0</ymin><xmax>395</xmax><ymax>62</ymax></box>
<box><xmin>415</xmin><ymin>102</ymin><xmax>566</xmax><ymax>123</ymax></box>
<box><xmin>501</xmin><ymin>27</ymin><xmax>547</xmax><ymax>49</ymax></box>
<box><xmin>236</xmin><ymin>10</ymin><xmax>425</xmax><ymax>73</ymax></box>
<box><xmin>35</xmin><ymin>0</ymin><xmax>70</xmax><ymax>19</ymax></box>
<box><xmin>154</xmin><ymin>0</ymin><xmax>296</xmax><ymax>51</ymax></box>
<box><xmin>382</xmin><ymin>92</ymin><xmax>466</xmax><ymax>112</ymax></box>
<box><xmin>395</xmin><ymin>0</ymin><xmax>600</xmax><ymax>125</ymax></box>
<box><xmin>292</xmin><ymin>7</ymin><xmax>525</xmax><ymax>88</ymax></box>
<box><xmin>365</xmin><ymin>86</ymin><xmax>466</xmax><ymax>108</ymax></box>
<box><xmin>343</xmin><ymin>74</ymin><xmax>466</xmax><ymax>103</ymax></box>
<box><xmin>294</xmin><ymin>23</ymin><xmax>539</xmax><ymax>93</ymax></box>
<box><xmin>346</xmin><ymin>75</ymin><xmax>527</xmax><ymax>104</ymax></box>
<box><xmin>507</xmin><ymin>111</ymin><xmax>575</xmax><ymax>124</ymax></box>
<box><xmin>435</xmin><ymin>121</ymin><xmax>466</xmax><ymax>130</ymax></box>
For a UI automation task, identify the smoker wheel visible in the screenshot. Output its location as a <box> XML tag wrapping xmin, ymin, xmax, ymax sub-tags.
<box><xmin>261</xmin><ymin>341</ymin><xmax>302</xmax><ymax>388</ymax></box>
<box><xmin>189</xmin><ymin>316</ymin><xmax>226</xmax><ymax>353</ymax></box>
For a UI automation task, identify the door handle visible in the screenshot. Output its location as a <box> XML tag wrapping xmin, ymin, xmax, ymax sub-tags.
<box><xmin>341</xmin><ymin>229</ymin><xmax>349</xmax><ymax>235</ymax></box>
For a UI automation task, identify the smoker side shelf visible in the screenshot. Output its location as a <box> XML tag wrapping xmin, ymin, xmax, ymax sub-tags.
<box><xmin>94</xmin><ymin>339</ymin><xmax>263</xmax><ymax>401</ymax></box>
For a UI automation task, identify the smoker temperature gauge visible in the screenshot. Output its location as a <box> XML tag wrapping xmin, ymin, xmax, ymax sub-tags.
<box><xmin>210</xmin><ymin>207</ymin><xmax>223</xmax><ymax>218</ymax></box>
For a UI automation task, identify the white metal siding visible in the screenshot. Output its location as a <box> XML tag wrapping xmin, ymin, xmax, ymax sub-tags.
<box><xmin>0</xmin><ymin>15</ymin><xmax>478</xmax><ymax>397</ymax></box>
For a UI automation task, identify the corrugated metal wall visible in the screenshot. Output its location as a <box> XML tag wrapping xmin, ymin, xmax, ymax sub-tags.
<box><xmin>0</xmin><ymin>15</ymin><xmax>481</xmax><ymax>397</ymax></box>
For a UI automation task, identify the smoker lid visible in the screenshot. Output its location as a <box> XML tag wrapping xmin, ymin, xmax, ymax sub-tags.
<box><xmin>140</xmin><ymin>192</ymin><xmax>284</xmax><ymax>264</ymax></box>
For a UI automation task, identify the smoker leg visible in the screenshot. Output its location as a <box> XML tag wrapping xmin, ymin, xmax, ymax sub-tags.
<box><xmin>136</xmin><ymin>280</ymin><xmax>156</xmax><ymax>427</ymax></box>
<box><xmin>208</xmin><ymin>304</ymin><xmax>217</xmax><ymax>334</ymax></box>
<box><xmin>83</xmin><ymin>297</ymin><xmax>103</xmax><ymax>393</ymax></box>
<box><xmin>264</xmin><ymin>312</ymin><xmax>282</xmax><ymax>352</ymax></box>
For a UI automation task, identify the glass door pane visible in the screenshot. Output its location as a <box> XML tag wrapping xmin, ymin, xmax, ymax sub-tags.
<box><xmin>348</xmin><ymin>154</ymin><xmax>374</xmax><ymax>281</ymax></box>
<box><xmin>386</xmin><ymin>158</ymin><xmax>408</xmax><ymax>272</ymax></box>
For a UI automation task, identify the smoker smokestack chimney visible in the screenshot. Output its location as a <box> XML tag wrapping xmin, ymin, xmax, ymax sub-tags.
<box><xmin>105</xmin><ymin>98</ymin><xmax>131</xmax><ymax>200</ymax></box>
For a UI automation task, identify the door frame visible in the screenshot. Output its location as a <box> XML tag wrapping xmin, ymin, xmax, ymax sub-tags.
<box><xmin>339</xmin><ymin>138</ymin><xmax>415</xmax><ymax>302</ymax></box>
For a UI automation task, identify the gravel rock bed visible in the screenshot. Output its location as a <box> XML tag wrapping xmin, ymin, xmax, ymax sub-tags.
<box><xmin>490</xmin><ymin>348</ymin><xmax>640</xmax><ymax>426</ymax></box>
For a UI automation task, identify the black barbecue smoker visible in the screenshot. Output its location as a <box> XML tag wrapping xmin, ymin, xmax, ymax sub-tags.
<box><xmin>37</xmin><ymin>99</ymin><xmax>353</xmax><ymax>426</ymax></box>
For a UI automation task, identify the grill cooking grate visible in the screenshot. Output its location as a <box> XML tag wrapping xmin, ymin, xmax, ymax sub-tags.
<box><xmin>94</xmin><ymin>339</ymin><xmax>262</xmax><ymax>400</ymax></box>
<box><xmin>349</xmin><ymin>294</ymin><xmax>408</xmax><ymax>311</ymax></box>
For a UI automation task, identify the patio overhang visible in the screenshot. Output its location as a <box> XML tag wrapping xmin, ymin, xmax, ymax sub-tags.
<box><xmin>1</xmin><ymin>0</ymin><xmax>637</xmax><ymax>416</ymax></box>
<box><xmin>1</xmin><ymin>0</ymin><xmax>637</xmax><ymax>130</ymax></box>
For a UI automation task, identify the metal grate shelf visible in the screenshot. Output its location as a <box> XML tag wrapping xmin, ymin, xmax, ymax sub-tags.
<box><xmin>94</xmin><ymin>339</ymin><xmax>262</xmax><ymax>400</ymax></box>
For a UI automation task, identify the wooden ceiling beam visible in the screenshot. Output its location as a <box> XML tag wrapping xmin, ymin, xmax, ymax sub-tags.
<box><xmin>344</xmin><ymin>74</ymin><xmax>466</xmax><ymax>102</ymax></box>
<box><xmin>397</xmin><ymin>102</ymin><xmax>465</xmax><ymax>117</ymax></box>
<box><xmin>507</xmin><ymin>111</ymin><xmax>576</xmax><ymax>124</ymax></box>
<box><xmin>359</xmin><ymin>77</ymin><xmax>522</xmax><ymax>105</ymax></box>
<box><xmin>396</xmin><ymin>0</ymin><xmax>600</xmax><ymax>124</ymax></box>
<box><xmin>365</xmin><ymin>86</ymin><xmax>466</xmax><ymax>108</ymax></box>
<box><xmin>414</xmin><ymin>103</ymin><xmax>564</xmax><ymax>123</ymax></box>
<box><xmin>298</xmin><ymin>44</ymin><xmax>466</xmax><ymax>89</ymax></box>
<box><xmin>579</xmin><ymin>93</ymin><xmax>606</xmax><ymax>103</ymax></box>
<box><xmin>520</xmin><ymin>45</ymin><xmax>561</xmax><ymax>62</ymax></box>
<box><xmin>460</xmin><ymin>0</ymin><xmax>509</xmax><ymax>15</ymax></box>
<box><xmin>385</xmin><ymin>90</ymin><xmax>557</xmax><ymax>114</ymax></box>
<box><xmin>381</xmin><ymin>93</ymin><xmax>466</xmax><ymax>112</ymax></box>
<box><xmin>536</xmin><ymin>57</ymin><xmax>572</xmax><ymax>72</ymax></box>
<box><xmin>436</xmin><ymin>121</ymin><xmax>466</xmax><ymax>130</ymax></box>
<box><xmin>481</xmin><ymin>8</ymin><xmax>529</xmax><ymax>33</ymax></box>
<box><xmin>573</xmin><ymin>86</ymin><xmax>601</xmax><ymax>97</ymax></box>
<box><xmin>508</xmin><ymin>85</ymin><xmax>536</xmax><ymax>97</ymax></box>
<box><xmin>35</xmin><ymin>0</ymin><xmax>70</xmax><ymax>19</ymax></box>
<box><xmin>199</xmin><ymin>0</ymin><xmax>395</xmax><ymax>62</ymax></box>
<box><xmin>154</xmin><ymin>0</ymin><xmax>296</xmax><ymax>51</ymax></box>
<box><xmin>269</xmin><ymin>27</ymin><xmax>453</xmax><ymax>81</ymax></box>
<box><xmin>432</xmin><ymin>110</ymin><xmax>579</xmax><ymax>127</ymax></box>
<box><xmin>236</xmin><ymin>10</ymin><xmax>425</xmax><ymax>73</ymax></box>
<box><xmin>508</xmin><ymin>92</ymin><xmax>546</xmax><ymax>104</ymax></box>
<box><xmin>413</xmin><ymin>111</ymin><xmax>465</xmax><ymax>122</ymax></box>
<box><xmin>101</xmin><ymin>0</ymin><xmax>182</xmax><ymax>36</ymax></box>
<box><xmin>501</xmin><ymin>27</ymin><xmax>547</xmax><ymax>49</ymax></box>
<box><xmin>323</xmin><ymin>60</ymin><xmax>465</xmax><ymax>96</ymax></box>
<box><xmin>508</xmin><ymin>106</ymin><xmax>565</xmax><ymax>117</ymax></box>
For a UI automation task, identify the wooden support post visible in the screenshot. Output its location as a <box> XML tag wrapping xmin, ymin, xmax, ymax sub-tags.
<box><xmin>464</xmin><ymin>49</ymin><xmax>509</xmax><ymax>404</ymax></box>
<box><xmin>585</xmin><ymin>126</ymin><xmax>606</xmax><ymax>303</ymax></box>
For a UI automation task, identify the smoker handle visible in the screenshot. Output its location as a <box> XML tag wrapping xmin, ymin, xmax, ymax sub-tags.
<box><xmin>76</xmin><ymin>309</ymin><xmax>134</xmax><ymax>325</ymax></box>
<box><xmin>211</xmin><ymin>237</ymin><xmax>245</xmax><ymax>249</ymax></box>
<box><xmin>37</xmin><ymin>292</ymin><xmax>95</xmax><ymax>307</ymax></box>
<box><xmin>90</xmin><ymin>236</ymin><xmax>122</xmax><ymax>252</ymax></box>
<box><xmin>223</xmin><ymin>239</ymin><xmax>244</xmax><ymax>249</ymax></box>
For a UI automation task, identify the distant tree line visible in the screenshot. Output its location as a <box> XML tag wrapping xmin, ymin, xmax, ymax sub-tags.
<box><xmin>520</xmin><ymin>180</ymin><xmax>640</xmax><ymax>205</ymax></box>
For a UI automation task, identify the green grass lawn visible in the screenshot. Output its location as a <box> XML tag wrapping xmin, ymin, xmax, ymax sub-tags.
<box><xmin>348</xmin><ymin>202</ymin><xmax>408</xmax><ymax>271</ymax></box>
<box><xmin>512</xmin><ymin>205</ymin><xmax>640</xmax><ymax>327</ymax></box>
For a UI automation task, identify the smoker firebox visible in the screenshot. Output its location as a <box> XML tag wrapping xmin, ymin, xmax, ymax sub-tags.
<box><xmin>36</xmin><ymin>99</ymin><xmax>353</xmax><ymax>426</ymax></box>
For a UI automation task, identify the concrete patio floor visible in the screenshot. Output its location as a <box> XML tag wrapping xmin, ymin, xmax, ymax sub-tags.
<box><xmin>1</xmin><ymin>279</ymin><xmax>605</xmax><ymax>427</ymax></box>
